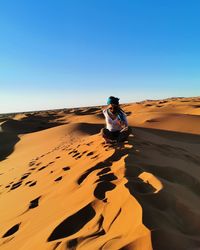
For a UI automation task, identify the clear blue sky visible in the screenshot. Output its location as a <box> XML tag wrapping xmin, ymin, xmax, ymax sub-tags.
<box><xmin>0</xmin><ymin>0</ymin><xmax>200</xmax><ymax>113</ymax></box>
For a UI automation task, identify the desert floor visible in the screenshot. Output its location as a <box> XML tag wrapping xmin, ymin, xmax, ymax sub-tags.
<box><xmin>0</xmin><ymin>96</ymin><xmax>200</xmax><ymax>250</ymax></box>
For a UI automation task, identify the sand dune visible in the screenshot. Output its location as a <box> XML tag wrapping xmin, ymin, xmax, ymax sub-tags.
<box><xmin>0</xmin><ymin>97</ymin><xmax>200</xmax><ymax>250</ymax></box>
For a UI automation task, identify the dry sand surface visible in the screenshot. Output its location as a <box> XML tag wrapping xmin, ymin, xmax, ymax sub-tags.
<box><xmin>0</xmin><ymin>96</ymin><xmax>200</xmax><ymax>250</ymax></box>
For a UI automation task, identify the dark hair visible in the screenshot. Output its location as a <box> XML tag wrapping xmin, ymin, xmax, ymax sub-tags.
<box><xmin>107</xmin><ymin>96</ymin><xmax>126</xmax><ymax>122</ymax></box>
<box><xmin>107</xmin><ymin>96</ymin><xmax>120</xmax><ymax>105</ymax></box>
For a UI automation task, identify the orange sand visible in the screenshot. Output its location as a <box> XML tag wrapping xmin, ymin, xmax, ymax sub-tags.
<box><xmin>0</xmin><ymin>96</ymin><xmax>200</xmax><ymax>250</ymax></box>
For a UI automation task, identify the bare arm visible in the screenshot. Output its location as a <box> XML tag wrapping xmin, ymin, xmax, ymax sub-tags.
<box><xmin>119</xmin><ymin>113</ymin><xmax>128</xmax><ymax>130</ymax></box>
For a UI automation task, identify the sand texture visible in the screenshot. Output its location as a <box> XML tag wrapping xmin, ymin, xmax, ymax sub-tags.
<box><xmin>0</xmin><ymin>96</ymin><xmax>200</xmax><ymax>250</ymax></box>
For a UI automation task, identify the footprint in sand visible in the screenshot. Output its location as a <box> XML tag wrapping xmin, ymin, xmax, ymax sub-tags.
<box><xmin>28</xmin><ymin>181</ymin><xmax>37</xmax><ymax>187</ymax></box>
<box><xmin>54</xmin><ymin>176</ymin><xmax>62</xmax><ymax>182</ymax></box>
<box><xmin>81</xmin><ymin>150</ymin><xmax>88</xmax><ymax>155</ymax></box>
<box><xmin>91</xmin><ymin>155</ymin><xmax>98</xmax><ymax>159</ymax></box>
<box><xmin>73</xmin><ymin>152</ymin><xmax>80</xmax><ymax>158</ymax></box>
<box><xmin>10</xmin><ymin>181</ymin><xmax>23</xmax><ymax>190</ymax></box>
<box><xmin>20</xmin><ymin>172</ymin><xmax>31</xmax><ymax>180</ymax></box>
<box><xmin>30</xmin><ymin>167</ymin><xmax>36</xmax><ymax>171</ymax></box>
<box><xmin>2</xmin><ymin>223</ymin><xmax>21</xmax><ymax>238</ymax></box>
<box><xmin>75</xmin><ymin>155</ymin><xmax>82</xmax><ymax>160</ymax></box>
<box><xmin>62</xmin><ymin>167</ymin><xmax>70</xmax><ymax>171</ymax></box>
<box><xmin>38</xmin><ymin>166</ymin><xmax>47</xmax><ymax>171</ymax></box>
<box><xmin>29</xmin><ymin>161</ymin><xmax>35</xmax><ymax>167</ymax></box>
<box><xmin>48</xmin><ymin>161</ymin><xmax>55</xmax><ymax>166</ymax></box>
<box><xmin>25</xmin><ymin>180</ymin><xmax>32</xmax><ymax>185</ymax></box>
<box><xmin>28</xmin><ymin>196</ymin><xmax>41</xmax><ymax>209</ymax></box>
<box><xmin>86</xmin><ymin>152</ymin><xmax>94</xmax><ymax>156</ymax></box>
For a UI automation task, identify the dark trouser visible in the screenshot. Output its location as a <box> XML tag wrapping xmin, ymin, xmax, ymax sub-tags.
<box><xmin>101</xmin><ymin>127</ymin><xmax>132</xmax><ymax>142</ymax></box>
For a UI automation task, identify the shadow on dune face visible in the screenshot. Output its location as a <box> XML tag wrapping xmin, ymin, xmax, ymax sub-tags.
<box><xmin>72</xmin><ymin>122</ymin><xmax>104</xmax><ymax>135</ymax></box>
<box><xmin>0</xmin><ymin>132</ymin><xmax>20</xmax><ymax>161</ymax></box>
<box><xmin>73</xmin><ymin>107</ymin><xmax>101</xmax><ymax>116</ymax></box>
<box><xmin>124</xmin><ymin>127</ymin><xmax>200</xmax><ymax>250</ymax></box>
<box><xmin>135</xmin><ymin>126</ymin><xmax>200</xmax><ymax>144</ymax></box>
<box><xmin>2</xmin><ymin>114</ymin><xmax>66</xmax><ymax>134</ymax></box>
<box><xmin>47</xmin><ymin>203</ymin><xmax>96</xmax><ymax>242</ymax></box>
<box><xmin>0</xmin><ymin>114</ymin><xmax>68</xmax><ymax>161</ymax></box>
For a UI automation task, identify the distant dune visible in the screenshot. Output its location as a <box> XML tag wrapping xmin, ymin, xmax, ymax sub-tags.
<box><xmin>0</xmin><ymin>96</ymin><xmax>200</xmax><ymax>250</ymax></box>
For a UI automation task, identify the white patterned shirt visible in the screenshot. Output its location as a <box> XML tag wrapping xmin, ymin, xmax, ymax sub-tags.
<box><xmin>102</xmin><ymin>109</ymin><xmax>128</xmax><ymax>132</ymax></box>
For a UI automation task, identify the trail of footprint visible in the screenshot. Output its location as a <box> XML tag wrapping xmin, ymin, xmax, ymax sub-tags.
<box><xmin>62</xmin><ymin>167</ymin><xmax>70</xmax><ymax>171</ymax></box>
<box><xmin>86</xmin><ymin>152</ymin><xmax>94</xmax><ymax>156</ymax></box>
<box><xmin>73</xmin><ymin>152</ymin><xmax>80</xmax><ymax>158</ymax></box>
<box><xmin>38</xmin><ymin>166</ymin><xmax>47</xmax><ymax>171</ymax></box>
<box><xmin>48</xmin><ymin>161</ymin><xmax>55</xmax><ymax>166</ymax></box>
<box><xmin>29</xmin><ymin>181</ymin><xmax>37</xmax><ymax>187</ymax></box>
<box><xmin>2</xmin><ymin>223</ymin><xmax>21</xmax><ymax>238</ymax></box>
<box><xmin>25</xmin><ymin>181</ymin><xmax>32</xmax><ymax>185</ymax></box>
<box><xmin>28</xmin><ymin>196</ymin><xmax>41</xmax><ymax>209</ymax></box>
<box><xmin>10</xmin><ymin>181</ymin><xmax>22</xmax><ymax>190</ymax></box>
<box><xmin>81</xmin><ymin>150</ymin><xmax>88</xmax><ymax>155</ymax></box>
<box><xmin>30</xmin><ymin>167</ymin><xmax>36</xmax><ymax>171</ymax></box>
<box><xmin>91</xmin><ymin>155</ymin><xmax>98</xmax><ymax>159</ymax></box>
<box><xmin>20</xmin><ymin>172</ymin><xmax>31</xmax><ymax>180</ymax></box>
<box><xmin>69</xmin><ymin>150</ymin><xmax>78</xmax><ymax>155</ymax></box>
<box><xmin>29</xmin><ymin>161</ymin><xmax>35</xmax><ymax>167</ymax></box>
<box><xmin>54</xmin><ymin>176</ymin><xmax>62</xmax><ymax>182</ymax></box>
<box><xmin>75</xmin><ymin>155</ymin><xmax>82</xmax><ymax>160</ymax></box>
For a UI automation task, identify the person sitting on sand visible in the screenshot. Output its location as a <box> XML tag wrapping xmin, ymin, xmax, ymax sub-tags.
<box><xmin>101</xmin><ymin>96</ymin><xmax>132</xmax><ymax>143</ymax></box>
